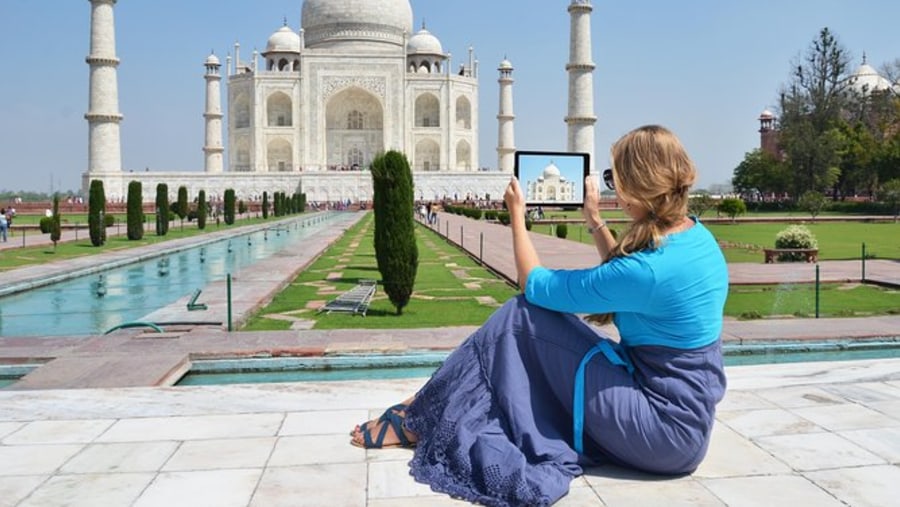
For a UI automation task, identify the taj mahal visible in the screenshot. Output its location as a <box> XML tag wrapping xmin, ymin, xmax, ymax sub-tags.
<box><xmin>82</xmin><ymin>0</ymin><xmax>597</xmax><ymax>204</ymax></box>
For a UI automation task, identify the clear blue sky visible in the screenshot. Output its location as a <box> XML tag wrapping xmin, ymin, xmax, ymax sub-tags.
<box><xmin>1</xmin><ymin>0</ymin><xmax>898</xmax><ymax>194</ymax></box>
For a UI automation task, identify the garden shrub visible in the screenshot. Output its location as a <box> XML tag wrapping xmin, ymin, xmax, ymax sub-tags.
<box><xmin>155</xmin><ymin>183</ymin><xmax>169</xmax><ymax>236</ymax></box>
<box><xmin>39</xmin><ymin>216</ymin><xmax>53</xmax><ymax>234</ymax></box>
<box><xmin>88</xmin><ymin>179</ymin><xmax>106</xmax><ymax>246</ymax></box>
<box><xmin>224</xmin><ymin>188</ymin><xmax>236</xmax><ymax>225</ymax></box>
<box><xmin>556</xmin><ymin>223</ymin><xmax>568</xmax><ymax>239</ymax></box>
<box><xmin>371</xmin><ymin>150</ymin><xmax>418</xmax><ymax>315</ymax></box>
<box><xmin>197</xmin><ymin>190</ymin><xmax>207</xmax><ymax>230</ymax></box>
<box><xmin>126</xmin><ymin>181</ymin><xmax>143</xmax><ymax>240</ymax></box>
<box><xmin>774</xmin><ymin>225</ymin><xmax>818</xmax><ymax>261</ymax></box>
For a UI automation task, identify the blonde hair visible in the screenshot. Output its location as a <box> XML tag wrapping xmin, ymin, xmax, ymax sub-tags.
<box><xmin>587</xmin><ymin>125</ymin><xmax>696</xmax><ymax>326</ymax></box>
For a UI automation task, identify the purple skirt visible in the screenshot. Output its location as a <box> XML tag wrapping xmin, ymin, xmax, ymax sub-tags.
<box><xmin>404</xmin><ymin>295</ymin><xmax>726</xmax><ymax>506</ymax></box>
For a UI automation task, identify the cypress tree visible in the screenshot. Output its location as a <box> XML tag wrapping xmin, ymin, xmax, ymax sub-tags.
<box><xmin>155</xmin><ymin>183</ymin><xmax>169</xmax><ymax>236</ymax></box>
<box><xmin>176</xmin><ymin>185</ymin><xmax>188</xmax><ymax>229</ymax></box>
<box><xmin>299</xmin><ymin>193</ymin><xmax>306</xmax><ymax>213</ymax></box>
<box><xmin>371</xmin><ymin>150</ymin><xmax>418</xmax><ymax>315</ymax></box>
<box><xmin>126</xmin><ymin>181</ymin><xmax>143</xmax><ymax>240</ymax></box>
<box><xmin>224</xmin><ymin>188</ymin><xmax>236</xmax><ymax>225</ymax></box>
<box><xmin>262</xmin><ymin>191</ymin><xmax>269</xmax><ymax>219</ymax></box>
<box><xmin>50</xmin><ymin>193</ymin><xmax>62</xmax><ymax>250</ymax></box>
<box><xmin>88</xmin><ymin>179</ymin><xmax>106</xmax><ymax>246</ymax></box>
<box><xmin>197</xmin><ymin>190</ymin><xmax>207</xmax><ymax>230</ymax></box>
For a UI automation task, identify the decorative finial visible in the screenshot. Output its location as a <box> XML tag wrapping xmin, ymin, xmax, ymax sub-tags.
<box><xmin>284</xmin><ymin>16</ymin><xmax>288</xmax><ymax>27</ymax></box>
<box><xmin>421</xmin><ymin>19</ymin><xmax>426</xmax><ymax>30</ymax></box>
<box><xmin>862</xmin><ymin>51</ymin><xmax>867</xmax><ymax>65</ymax></box>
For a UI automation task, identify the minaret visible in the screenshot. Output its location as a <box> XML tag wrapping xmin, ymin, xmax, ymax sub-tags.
<box><xmin>203</xmin><ymin>53</ymin><xmax>224</xmax><ymax>174</ymax></box>
<box><xmin>497</xmin><ymin>59</ymin><xmax>515</xmax><ymax>173</ymax></box>
<box><xmin>565</xmin><ymin>0</ymin><xmax>597</xmax><ymax>172</ymax></box>
<box><xmin>85</xmin><ymin>0</ymin><xmax>123</xmax><ymax>174</ymax></box>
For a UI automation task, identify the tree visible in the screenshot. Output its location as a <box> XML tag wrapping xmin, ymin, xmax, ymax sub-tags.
<box><xmin>732</xmin><ymin>149</ymin><xmax>791</xmax><ymax>199</ymax></box>
<box><xmin>778</xmin><ymin>28</ymin><xmax>852</xmax><ymax>196</ymax></box>
<box><xmin>717</xmin><ymin>197</ymin><xmax>747</xmax><ymax>223</ymax></box>
<box><xmin>238</xmin><ymin>199</ymin><xmax>247</xmax><ymax>215</ymax></box>
<box><xmin>879</xmin><ymin>178</ymin><xmax>900</xmax><ymax>222</ymax></box>
<box><xmin>176</xmin><ymin>185</ymin><xmax>188</xmax><ymax>230</ymax></box>
<box><xmin>197</xmin><ymin>189</ymin><xmax>208</xmax><ymax>230</ymax></box>
<box><xmin>50</xmin><ymin>193</ymin><xmax>61</xmax><ymax>251</ymax></box>
<box><xmin>262</xmin><ymin>191</ymin><xmax>269</xmax><ymax>219</ymax></box>
<box><xmin>688</xmin><ymin>194</ymin><xmax>716</xmax><ymax>217</ymax></box>
<box><xmin>798</xmin><ymin>190</ymin><xmax>828</xmax><ymax>220</ymax></box>
<box><xmin>126</xmin><ymin>181</ymin><xmax>144</xmax><ymax>240</ymax></box>
<box><xmin>88</xmin><ymin>179</ymin><xmax>106</xmax><ymax>247</ymax></box>
<box><xmin>371</xmin><ymin>150</ymin><xmax>418</xmax><ymax>315</ymax></box>
<box><xmin>155</xmin><ymin>183</ymin><xmax>169</xmax><ymax>236</ymax></box>
<box><xmin>224</xmin><ymin>188</ymin><xmax>236</xmax><ymax>225</ymax></box>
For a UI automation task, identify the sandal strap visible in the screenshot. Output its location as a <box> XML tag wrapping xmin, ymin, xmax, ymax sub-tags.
<box><xmin>383</xmin><ymin>411</ymin><xmax>413</xmax><ymax>448</ymax></box>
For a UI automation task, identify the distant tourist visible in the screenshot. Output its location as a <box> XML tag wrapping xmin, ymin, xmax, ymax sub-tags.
<box><xmin>350</xmin><ymin>125</ymin><xmax>728</xmax><ymax>506</ymax></box>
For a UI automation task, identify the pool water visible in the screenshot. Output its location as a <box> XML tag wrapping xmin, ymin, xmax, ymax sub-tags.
<box><xmin>0</xmin><ymin>213</ymin><xmax>344</xmax><ymax>337</ymax></box>
<box><xmin>176</xmin><ymin>340</ymin><xmax>900</xmax><ymax>386</ymax></box>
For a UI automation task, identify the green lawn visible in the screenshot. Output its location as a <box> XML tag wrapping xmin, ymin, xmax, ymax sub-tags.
<box><xmin>726</xmin><ymin>283</ymin><xmax>900</xmax><ymax>319</ymax></box>
<box><xmin>243</xmin><ymin>214</ymin><xmax>519</xmax><ymax>330</ymax></box>
<box><xmin>532</xmin><ymin>219</ymin><xmax>899</xmax><ymax>263</ymax></box>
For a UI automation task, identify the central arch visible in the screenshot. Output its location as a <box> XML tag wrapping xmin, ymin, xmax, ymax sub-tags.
<box><xmin>325</xmin><ymin>87</ymin><xmax>384</xmax><ymax>169</ymax></box>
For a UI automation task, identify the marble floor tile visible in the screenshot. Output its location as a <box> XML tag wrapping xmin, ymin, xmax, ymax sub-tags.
<box><xmin>0</xmin><ymin>444</ymin><xmax>84</xmax><ymax>475</ymax></box>
<box><xmin>162</xmin><ymin>437</ymin><xmax>276</xmax><ymax>471</ymax></box>
<box><xmin>133</xmin><ymin>468</ymin><xmax>262</xmax><ymax>507</ymax></box>
<box><xmin>3</xmin><ymin>419</ymin><xmax>114</xmax><ymax>445</ymax></box>
<box><xmin>692</xmin><ymin>424</ymin><xmax>791</xmax><ymax>478</ymax></box>
<box><xmin>715</xmin><ymin>390</ymin><xmax>777</xmax><ymax>412</ymax></box>
<box><xmin>790</xmin><ymin>403</ymin><xmax>897</xmax><ymax>431</ymax></box>
<box><xmin>700</xmin><ymin>474</ymin><xmax>844</xmax><ymax>507</ymax></box>
<box><xmin>250</xmin><ymin>464</ymin><xmax>366</xmax><ymax>507</ymax></box>
<box><xmin>717</xmin><ymin>408</ymin><xmax>821</xmax><ymax>438</ymax></box>
<box><xmin>368</xmin><ymin>459</ymin><xmax>436</xmax><ymax>499</ymax></box>
<box><xmin>279</xmin><ymin>409</ymin><xmax>368</xmax><ymax>436</ymax></box>
<box><xmin>594</xmin><ymin>478</ymin><xmax>725</xmax><ymax>507</ymax></box>
<box><xmin>838</xmin><ymin>427</ymin><xmax>900</xmax><ymax>463</ymax></box>
<box><xmin>806</xmin><ymin>465</ymin><xmax>900</xmax><ymax>507</ymax></box>
<box><xmin>823</xmin><ymin>382</ymin><xmax>900</xmax><ymax>404</ymax></box>
<box><xmin>97</xmin><ymin>413</ymin><xmax>284</xmax><ymax>442</ymax></box>
<box><xmin>0</xmin><ymin>422</ymin><xmax>24</xmax><ymax>440</ymax></box>
<box><xmin>0</xmin><ymin>475</ymin><xmax>47</xmax><ymax>507</ymax></box>
<box><xmin>553</xmin><ymin>484</ymin><xmax>604</xmax><ymax>506</ymax></box>
<box><xmin>867</xmin><ymin>400</ymin><xmax>900</xmax><ymax>419</ymax></box>
<box><xmin>752</xmin><ymin>385</ymin><xmax>845</xmax><ymax>408</ymax></box>
<box><xmin>268</xmin><ymin>434</ymin><xmax>364</xmax><ymax>466</ymax></box>
<box><xmin>19</xmin><ymin>473</ymin><xmax>153</xmax><ymax>507</ymax></box>
<box><xmin>368</xmin><ymin>494</ymin><xmax>469</xmax><ymax>506</ymax></box>
<box><xmin>754</xmin><ymin>432</ymin><xmax>885</xmax><ymax>471</ymax></box>
<box><xmin>60</xmin><ymin>441</ymin><xmax>179</xmax><ymax>474</ymax></box>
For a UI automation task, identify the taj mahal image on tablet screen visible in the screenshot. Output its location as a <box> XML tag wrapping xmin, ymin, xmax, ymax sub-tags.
<box><xmin>83</xmin><ymin>0</ymin><xmax>597</xmax><ymax>204</ymax></box>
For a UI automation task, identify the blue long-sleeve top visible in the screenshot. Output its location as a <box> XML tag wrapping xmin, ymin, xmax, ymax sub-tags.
<box><xmin>525</xmin><ymin>218</ymin><xmax>728</xmax><ymax>350</ymax></box>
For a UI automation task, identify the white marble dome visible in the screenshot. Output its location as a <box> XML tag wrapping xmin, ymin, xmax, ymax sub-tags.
<box><xmin>543</xmin><ymin>162</ymin><xmax>561</xmax><ymax>178</ymax></box>
<box><xmin>407</xmin><ymin>28</ymin><xmax>443</xmax><ymax>54</ymax></box>
<box><xmin>266</xmin><ymin>26</ymin><xmax>301</xmax><ymax>53</ymax></box>
<box><xmin>301</xmin><ymin>0</ymin><xmax>413</xmax><ymax>49</ymax></box>
<box><xmin>848</xmin><ymin>58</ymin><xmax>893</xmax><ymax>95</ymax></box>
<box><xmin>499</xmin><ymin>59</ymin><xmax>513</xmax><ymax>70</ymax></box>
<box><xmin>205</xmin><ymin>53</ymin><xmax>220</xmax><ymax>66</ymax></box>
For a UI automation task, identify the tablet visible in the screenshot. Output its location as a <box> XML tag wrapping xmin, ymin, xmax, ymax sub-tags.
<box><xmin>514</xmin><ymin>151</ymin><xmax>590</xmax><ymax>206</ymax></box>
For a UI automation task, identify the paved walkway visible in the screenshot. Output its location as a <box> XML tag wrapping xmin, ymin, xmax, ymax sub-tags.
<box><xmin>1</xmin><ymin>211</ymin><xmax>899</xmax><ymax>506</ymax></box>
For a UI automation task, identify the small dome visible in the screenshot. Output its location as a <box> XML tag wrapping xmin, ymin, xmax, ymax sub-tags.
<box><xmin>407</xmin><ymin>28</ymin><xmax>443</xmax><ymax>54</ymax></box>
<box><xmin>265</xmin><ymin>26</ymin><xmax>301</xmax><ymax>54</ymax></box>
<box><xmin>542</xmin><ymin>162</ymin><xmax>561</xmax><ymax>178</ymax></box>
<box><xmin>848</xmin><ymin>57</ymin><xmax>892</xmax><ymax>95</ymax></box>
<box><xmin>759</xmin><ymin>109</ymin><xmax>774</xmax><ymax>119</ymax></box>
<box><xmin>498</xmin><ymin>59</ymin><xmax>513</xmax><ymax>70</ymax></box>
<box><xmin>205</xmin><ymin>53</ymin><xmax>220</xmax><ymax>65</ymax></box>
